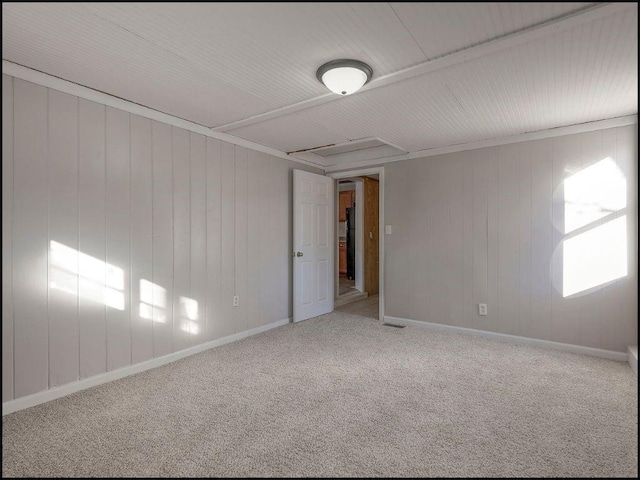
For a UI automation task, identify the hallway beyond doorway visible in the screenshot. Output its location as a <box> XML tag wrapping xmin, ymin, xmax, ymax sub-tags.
<box><xmin>335</xmin><ymin>294</ymin><xmax>379</xmax><ymax>320</ymax></box>
<box><xmin>339</xmin><ymin>277</ymin><xmax>356</xmax><ymax>296</ymax></box>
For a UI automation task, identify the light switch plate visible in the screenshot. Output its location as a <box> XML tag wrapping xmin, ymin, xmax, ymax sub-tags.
<box><xmin>385</xmin><ymin>225</ymin><xmax>392</xmax><ymax>234</ymax></box>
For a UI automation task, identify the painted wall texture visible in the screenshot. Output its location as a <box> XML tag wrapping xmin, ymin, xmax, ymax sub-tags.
<box><xmin>384</xmin><ymin>125</ymin><xmax>637</xmax><ymax>352</ymax></box>
<box><xmin>2</xmin><ymin>75</ymin><xmax>320</xmax><ymax>402</ymax></box>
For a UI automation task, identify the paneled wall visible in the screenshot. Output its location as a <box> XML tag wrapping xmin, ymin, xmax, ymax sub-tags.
<box><xmin>1</xmin><ymin>75</ymin><xmax>319</xmax><ymax>403</ymax></box>
<box><xmin>385</xmin><ymin>125</ymin><xmax>638</xmax><ymax>352</ymax></box>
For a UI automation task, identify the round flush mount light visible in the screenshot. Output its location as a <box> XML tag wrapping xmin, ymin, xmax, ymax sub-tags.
<box><xmin>316</xmin><ymin>59</ymin><xmax>373</xmax><ymax>96</ymax></box>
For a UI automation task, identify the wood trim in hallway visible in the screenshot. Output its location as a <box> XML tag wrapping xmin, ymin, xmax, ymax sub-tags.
<box><xmin>363</xmin><ymin>177</ymin><xmax>379</xmax><ymax>296</ymax></box>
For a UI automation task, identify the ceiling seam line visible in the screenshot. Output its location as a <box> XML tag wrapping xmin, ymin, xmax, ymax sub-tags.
<box><xmin>211</xmin><ymin>2</ymin><xmax>630</xmax><ymax>133</ymax></box>
<box><xmin>386</xmin><ymin>2</ymin><xmax>430</xmax><ymax>60</ymax></box>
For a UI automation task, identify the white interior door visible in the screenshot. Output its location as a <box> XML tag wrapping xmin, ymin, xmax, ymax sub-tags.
<box><xmin>293</xmin><ymin>169</ymin><xmax>334</xmax><ymax>322</ymax></box>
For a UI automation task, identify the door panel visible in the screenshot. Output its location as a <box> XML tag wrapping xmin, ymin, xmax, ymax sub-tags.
<box><xmin>294</xmin><ymin>170</ymin><xmax>334</xmax><ymax>322</ymax></box>
<box><xmin>317</xmin><ymin>205</ymin><xmax>329</xmax><ymax>246</ymax></box>
<box><xmin>301</xmin><ymin>261</ymin><xmax>314</xmax><ymax>305</ymax></box>
<box><xmin>317</xmin><ymin>259</ymin><xmax>329</xmax><ymax>301</ymax></box>
<box><xmin>302</xmin><ymin>202</ymin><xmax>314</xmax><ymax>246</ymax></box>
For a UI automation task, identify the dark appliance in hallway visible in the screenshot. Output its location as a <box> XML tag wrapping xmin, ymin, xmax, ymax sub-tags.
<box><xmin>346</xmin><ymin>205</ymin><xmax>355</xmax><ymax>280</ymax></box>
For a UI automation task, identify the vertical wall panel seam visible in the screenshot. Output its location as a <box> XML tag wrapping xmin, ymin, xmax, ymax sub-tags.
<box><xmin>246</xmin><ymin>150</ymin><xmax>249</xmax><ymax>332</ymax></box>
<box><xmin>485</xmin><ymin>159</ymin><xmax>489</xmax><ymax>307</ymax></box>
<box><xmin>128</xmin><ymin>113</ymin><xmax>132</xmax><ymax>366</ymax></box>
<box><xmin>528</xmin><ymin>148</ymin><xmax>532</xmax><ymax>337</ymax></box>
<box><xmin>11</xmin><ymin>76</ymin><xmax>16</xmax><ymax>400</ymax></box>
<box><xmin>234</xmin><ymin>146</ymin><xmax>237</xmax><ymax>298</ymax></box>
<box><xmin>614</xmin><ymin>129</ymin><xmax>621</xmax><ymax>349</ymax></box>
<box><xmin>204</xmin><ymin>138</ymin><xmax>208</xmax><ymax>341</ymax></box>
<box><xmin>447</xmin><ymin>163</ymin><xmax>452</xmax><ymax>325</ymax></box>
<box><xmin>103</xmin><ymin>105</ymin><xmax>107</xmax><ymax>372</ymax></box>
<box><xmin>218</xmin><ymin>142</ymin><xmax>222</xmax><ymax>336</ymax></box>
<box><xmin>530</xmin><ymin>145</ymin><xmax>534</xmax><ymax>336</ymax></box>
<box><xmin>519</xmin><ymin>149</ymin><xmax>523</xmax><ymax>335</ymax></box>
<box><xmin>495</xmin><ymin>150</ymin><xmax>500</xmax><ymax>333</ymax></box>
<box><xmin>76</xmin><ymin>96</ymin><xmax>80</xmax><ymax>382</ymax></box>
<box><xmin>579</xmin><ymin>139</ymin><xmax>584</xmax><ymax>344</ymax></box>
<box><xmin>170</xmin><ymin>127</ymin><xmax>175</xmax><ymax>354</ymax></box>
<box><xmin>550</xmin><ymin>139</ymin><xmax>555</xmax><ymax>340</ymax></box>
<box><xmin>188</xmin><ymin>134</ymin><xmax>191</xmax><ymax>344</ymax></box>
<box><xmin>547</xmin><ymin>140</ymin><xmax>552</xmax><ymax>339</ymax></box>
<box><xmin>522</xmin><ymin>146</ymin><xmax>527</xmax><ymax>337</ymax></box>
<box><xmin>517</xmin><ymin>146</ymin><xmax>521</xmax><ymax>336</ymax></box>
<box><xmin>597</xmin><ymin>131</ymin><xmax>603</xmax><ymax>347</ymax></box>
<box><xmin>46</xmin><ymin>87</ymin><xmax>50</xmax><ymax>389</ymax></box>
<box><xmin>468</xmin><ymin>163</ymin><xmax>472</xmax><ymax>327</ymax></box>
<box><xmin>205</xmin><ymin>138</ymin><xmax>209</xmax><ymax>339</ymax></box>
<box><xmin>150</xmin><ymin>121</ymin><xmax>155</xmax><ymax>358</ymax></box>
<box><xmin>471</xmin><ymin>159</ymin><xmax>475</xmax><ymax>323</ymax></box>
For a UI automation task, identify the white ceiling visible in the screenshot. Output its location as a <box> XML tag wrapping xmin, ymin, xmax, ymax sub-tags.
<box><xmin>2</xmin><ymin>2</ymin><xmax>637</xmax><ymax>169</ymax></box>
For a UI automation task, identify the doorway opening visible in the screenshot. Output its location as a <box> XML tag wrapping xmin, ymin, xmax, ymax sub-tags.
<box><xmin>334</xmin><ymin>175</ymin><xmax>379</xmax><ymax>313</ymax></box>
<box><xmin>338</xmin><ymin>180</ymin><xmax>359</xmax><ymax>297</ymax></box>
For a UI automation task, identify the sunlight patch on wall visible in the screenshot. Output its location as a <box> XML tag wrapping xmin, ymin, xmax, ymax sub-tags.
<box><xmin>139</xmin><ymin>279</ymin><xmax>167</xmax><ymax>323</ymax></box>
<box><xmin>561</xmin><ymin>157</ymin><xmax>628</xmax><ymax>297</ymax></box>
<box><xmin>564</xmin><ymin>157</ymin><xmax>626</xmax><ymax>234</ymax></box>
<box><xmin>179</xmin><ymin>296</ymin><xmax>199</xmax><ymax>335</ymax></box>
<box><xmin>563</xmin><ymin>216</ymin><xmax>627</xmax><ymax>297</ymax></box>
<box><xmin>50</xmin><ymin>240</ymin><xmax>125</xmax><ymax>310</ymax></box>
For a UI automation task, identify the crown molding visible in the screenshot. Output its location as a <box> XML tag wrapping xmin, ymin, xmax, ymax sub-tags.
<box><xmin>324</xmin><ymin>115</ymin><xmax>638</xmax><ymax>173</ymax></box>
<box><xmin>2</xmin><ymin>60</ymin><xmax>324</xmax><ymax>170</ymax></box>
<box><xmin>5</xmin><ymin>63</ymin><xmax>636</xmax><ymax>176</ymax></box>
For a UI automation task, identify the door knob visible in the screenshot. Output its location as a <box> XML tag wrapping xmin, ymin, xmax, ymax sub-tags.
<box><xmin>296</xmin><ymin>251</ymin><xmax>304</xmax><ymax>257</ymax></box>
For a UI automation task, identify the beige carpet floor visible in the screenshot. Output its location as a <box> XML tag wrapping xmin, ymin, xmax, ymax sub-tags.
<box><xmin>2</xmin><ymin>311</ymin><xmax>637</xmax><ymax>477</ymax></box>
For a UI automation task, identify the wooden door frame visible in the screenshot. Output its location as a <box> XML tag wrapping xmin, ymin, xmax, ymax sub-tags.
<box><xmin>328</xmin><ymin>167</ymin><xmax>385</xmax><ymax>323</ymax></box>
<box><xmin>337</xmin><ymin>182</ymin><xmax>364</xmax><ymax>294</ymax></box>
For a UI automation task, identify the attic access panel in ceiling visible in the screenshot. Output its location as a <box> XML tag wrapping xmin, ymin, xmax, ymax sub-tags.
<box><xmin>290</xmin><ymin>137</ymin><xmax>406</xmax><ymax>166</ymax></box>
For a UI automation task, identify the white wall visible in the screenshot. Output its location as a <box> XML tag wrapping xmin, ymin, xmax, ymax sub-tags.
<box><xmin>1</xmin><ymin>75</ymin><xmax>320</xmax><ymax>403</ymax></box>
<box><xmin>384</xmin><ymin>125</ymin><xmax>637</xmax><ymax>352</ymax></box>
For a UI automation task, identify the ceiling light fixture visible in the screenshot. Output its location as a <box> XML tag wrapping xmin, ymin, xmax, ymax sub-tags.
<box><xmin>316</xmin><ymin>59</ymin><xmax>373</xmax><ymax>96</ymax></box>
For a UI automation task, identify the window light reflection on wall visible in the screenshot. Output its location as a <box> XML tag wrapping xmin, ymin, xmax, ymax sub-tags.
<box><xmin>139</xmin><ymin>279</ymin><xmax>167</xmax><ymax>323</ymax></box>
<box><xmin>49</xmin><ymin>240</ymin><xmax>125</xmax><ymax>310</ymax></box>
<box><xmin>563</xmin><ymin>216</ymin><xmax>627</xmax><ymax>297</ymax></box>
<box><xmin>179</xmin><ymin>296</ymin><xmax>199</xmax><ymax>335</ymax></box>
<box><xmin>562</xmin><ymin>157</ymin><xmax>628</xmax><ymax>298</ymax></box>
<box><xmin>564</xmin><ymin>157</ymin><xmax>626</xmax><ymax>233</ymax></box>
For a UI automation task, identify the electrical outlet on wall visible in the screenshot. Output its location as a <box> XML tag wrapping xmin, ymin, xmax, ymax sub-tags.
<box><xmin>478</xmin><ymin>303</ymin><xmax>487</xmax><ymax>316</ymax></box>
<box><xmin>233</xmin><ymin>295</ymin><xmax>239</xmax><ymax>307</ymax></box>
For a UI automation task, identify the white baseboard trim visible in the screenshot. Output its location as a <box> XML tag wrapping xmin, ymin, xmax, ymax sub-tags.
<box><xmin>384</xmin><ymin>316</ymin><xmax>628</xmax><ymax>362</ymax></box>
<box><xmin>2</xmin><ymin>318</ymin><xmax>291</xmax><ymax>416</ymax></box>
<box><xmin>629</xmin><ymin>347</ymin><xmax>638</xmax><ymax>376</ymax></box>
